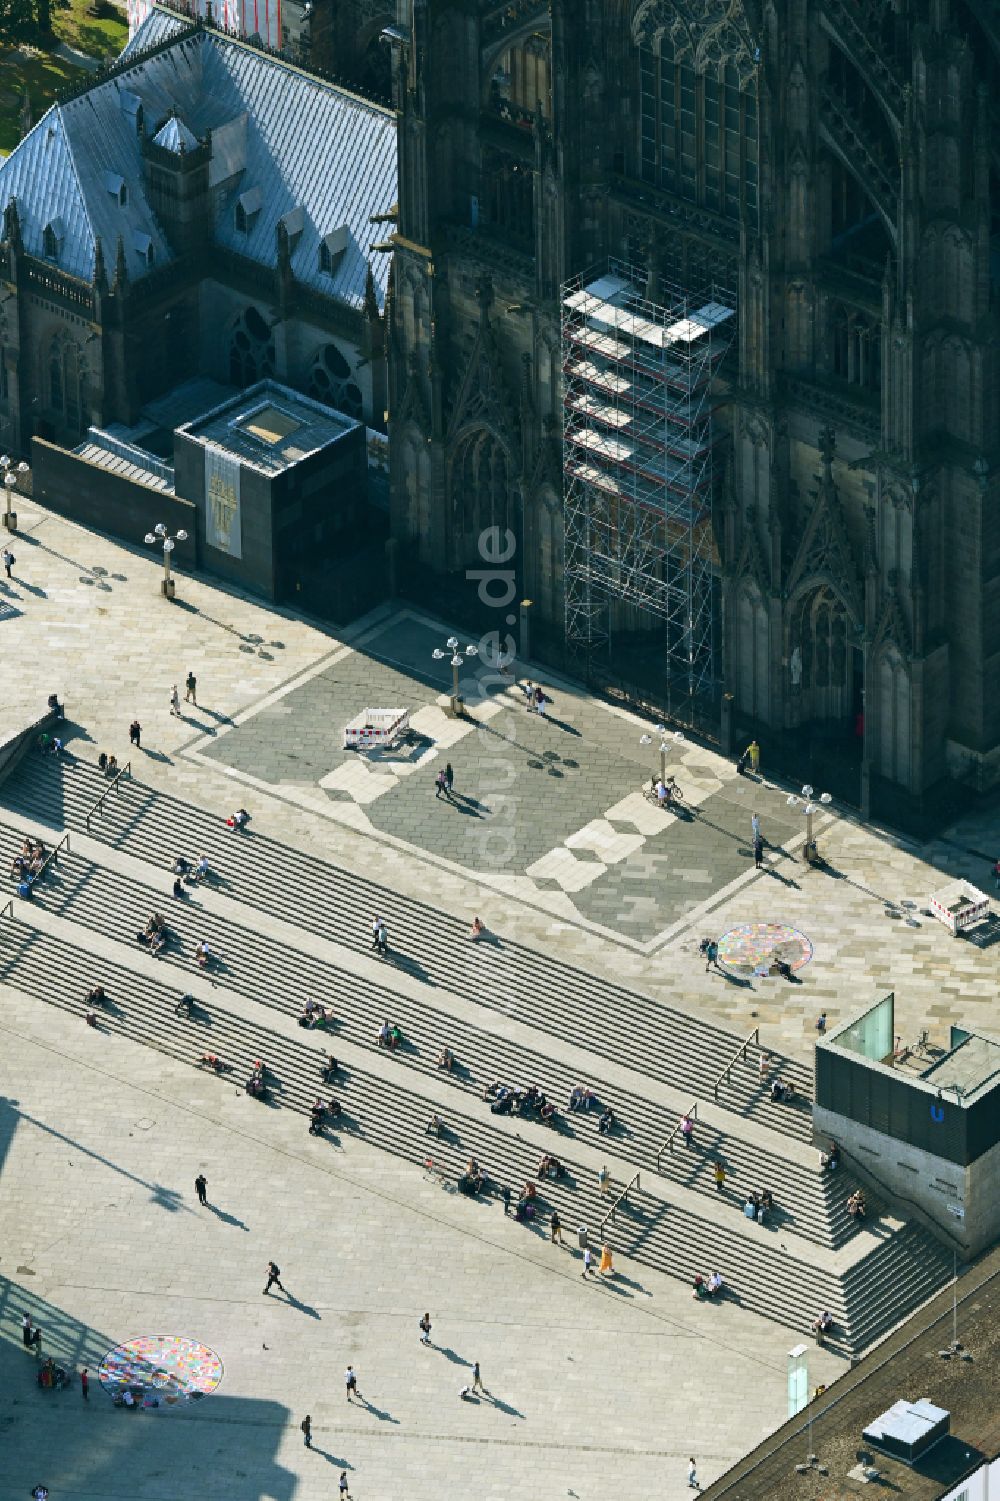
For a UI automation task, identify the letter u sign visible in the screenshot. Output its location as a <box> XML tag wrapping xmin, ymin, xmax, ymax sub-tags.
<box><xmin>930</xmin><ymin>1104</ymin><xmax>945</xmax><ymax>1123</ymax></box>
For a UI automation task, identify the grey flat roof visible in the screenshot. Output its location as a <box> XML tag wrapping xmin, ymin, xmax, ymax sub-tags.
<box><xmin>922</xmin><ymin>1034</ymin><xmax>1000</xmax><ymax>1099</ymax></box>
<box><xmin>177</xmin><ymin>380</ymin><xmax>360</xmax><ymax>475</ymax></box>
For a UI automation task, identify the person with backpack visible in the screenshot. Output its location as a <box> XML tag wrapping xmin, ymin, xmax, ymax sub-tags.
<box><xmin>262</xmin><ymin>1260</ymin><xmax>284</xmax><ymax>1295</ymax></box>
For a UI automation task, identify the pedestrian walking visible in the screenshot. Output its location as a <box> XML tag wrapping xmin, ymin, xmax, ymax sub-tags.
<box><xmin>598</xmin><ymin>1164</ymin><xmax>611</xmax><ymax>1195</ymax></box>
<box><xmin>713</xmin><ymin>1161</ymin><xmax>726</xmax><ymax>1192</ymax></box>
<box><xmin>522</xmin><ymin>679</ymin><xmax>534</xmax><ymax>708</ymax></box>
<box><xmin>80</xmin><ymin>1367</ymin><xmax>89</xmax><ymax>1400</ymax></box>
<box><xmin>345</xmin><ymin>1365</ymin><xmax>360</xmax><ymax>1401</ymax></box>
<box><xmin>680</xmin><ymin>1113</ymin><xmax>694</xmax><ymax>1147</ymax></box>
<box><xmin>703</xmin><ymin>938</ymin><xmax>720</xmax><ymax>972</ymax></box>
<box><xmin>2</xmin><ymin>546</ymin><xmax>13</xmax><ymax>578</ymax></box>
<box><xmin>759</xmin><ymin>1051</ymin><xmax>771</xmax><ymax>1080</ymax></box>
<box><xmin>435</xmin><ymin>769</ymin><xmax>447</xmax><ymax>798</ymax></box>
<box><xmin>753</xmin><ymin>833</ymin><xmax>764</xmax><ymax>869</ymax></box>
<box><xmin>129</xmin><ymin>718</ymin><xmax>141</xmax><ymax>748</ymax></box>
<box><xmin>339</xmin><ymin>1473</ymin><xmax>351</xmax><ymax>1498</ymax></box>
<box><xmin>262</xmin><ymin>1260</ymin><xmax>284</xmax><ymax>1295</ymax></box>
<box><xmin>195</xmin><ymin>1173</ymin><xmax>207</xmax><ymax>1205</ymax></box>
<box><xmin>21</xmin><ymin>1313</ymin><xmax>33</xmax><ymax>1348</ymax></box>
<box><xmin>472</xmin><ymin>1360</ymin><xmax>485</xmax><ymax>1392</ymax></box>
<box><xmin>747</xmin><ymin>739</ymin><xmax>760</xmax><ymax>775</ymax></box>
<box><xmin>170</xmin><ymin>684</ymin><xmax>181</xmax><ymax>716</ymax></box>
<box><xmin>502</xmin><ymin>1184</ymin><xmax>511</xmax><ymax>1216</ymax></box>
<box><xmin>688</xmin><ymin>1457</ymin><xmax>701</xmax><ymax>1489</ymax></box>
<box><xmin>816</xmin><ymin>1011</ymin><xmax>828</xmax><ymax>1035</ymax></box>
<box><xmin>185</xmin><ymin>671</ymin><xmax>197</xmax><ymax>705</ymax></box>
<box><xmin>582</xmin><ymin>1246</ymin><xmax>593</xmax><ymax>1278</ymax></box>
<box><xmin>751</xmin><ymin>811</ymin><xmax>761</xmax><ymax>843</ymax></box>
<box><xmin>419</xmin><ymin>1312</ymin><xmax>432</xmax><ymax>1346</ymax></box>
<box><xmin>300</xmin><ymin>1414</ymin><xmax>312</xmax><ymax>1448</ymax></box>
<box><xmin>444</xmin><ymin>762</ymin><xmax>454</xmax><ymax>796</ymax></box>
<box><xmin>550</xmin><ymin>1210</ymin><xmax>562</xmax><ymax>1244</ymax></box>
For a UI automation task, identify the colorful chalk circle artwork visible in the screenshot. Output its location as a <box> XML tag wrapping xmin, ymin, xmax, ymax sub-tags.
<box><xmin>98</xmin><ymin>1335</ymin><xmax>224</xmax><ymax>1408</ymax></box>
<box><xmin>716</xmin><ymin>923</ymin><xmax>814</xmax><ymax>978</ymax></box>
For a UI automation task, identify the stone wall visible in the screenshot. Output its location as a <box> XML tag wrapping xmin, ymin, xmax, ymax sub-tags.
<box><xmin>30</xmin><ymin>439</ymin><xmax>197</xmax><ymax>568</ymax></box>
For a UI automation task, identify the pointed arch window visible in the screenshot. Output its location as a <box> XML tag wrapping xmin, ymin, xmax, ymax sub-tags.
<box><xmin>640</xmin><ymin>38</ymin><xmax>758</xmax><ymax>225</ymax></box>
<box><xmin>228</xmin><ymin>308</ymin><xmax>275</xmax><ymax>388</ymax></box>
<box><xmin>48</xmin><ymin>334</ymin><xmax>82</xmax><ymax>430</ymax></box>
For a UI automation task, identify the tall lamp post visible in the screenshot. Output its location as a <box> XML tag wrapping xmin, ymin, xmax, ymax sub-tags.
<box><xmin>432</xmin><ymin>635</ymin><xmax>479</xmax><ymax>716</ymax></box>
<box><xmin>786</xmin><ymin>784</ymin><xmax>832</xmax><ymax>864</ymax></box>
<box><xmin>1</xmin><ymin>456</ymin><xmax>28</xmax><ymax>532</ymax></box>
<box><xmin>640</xmin><ymin>724</ymin><xmax>685</xmax><ymax>786</ymax></box>
<box><xmin>144</xmin><ymin>522</ymin><xmax>188</xmax><ymax>600</ymax></box>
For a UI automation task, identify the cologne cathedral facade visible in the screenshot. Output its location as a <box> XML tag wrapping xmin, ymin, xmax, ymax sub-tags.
<box><xmin>328</xmin><ymin>0</ymin><xmax>994</xmax><ymax>806</ymax></box>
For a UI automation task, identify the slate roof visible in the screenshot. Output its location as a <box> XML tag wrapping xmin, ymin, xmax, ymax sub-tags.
<box><xmin>151</xmin><ymin>114</ymin><xmax>199</xmax><ymax>153</ymax></box>
<box><xmin>0</xmin><ymin>10</ymin><xmax>397</xmax><ymax>309</ymax></box>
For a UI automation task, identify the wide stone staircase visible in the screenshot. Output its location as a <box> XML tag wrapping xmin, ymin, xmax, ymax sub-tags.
<box><xmin>0</xmin><ymin>752</ymin><xmax>957</xmax><ymax>1355</ymax></box>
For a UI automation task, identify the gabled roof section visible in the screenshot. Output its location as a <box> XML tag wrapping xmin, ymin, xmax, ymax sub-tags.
<box><xmin>0</xmin><ymin>9</ymin><xmax>398</xmax><ymax>307</ymax></box>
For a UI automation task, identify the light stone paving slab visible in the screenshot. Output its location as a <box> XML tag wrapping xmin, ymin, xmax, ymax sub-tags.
<box><xmin>1</xmin><ymin>505</ymin><xmax>999</xmax><ymax>1111</ymax></box>
<box><xmin>0</xmin><ymin>993</ymin><xmax>847</xmax><ymax>1501</ymax></box>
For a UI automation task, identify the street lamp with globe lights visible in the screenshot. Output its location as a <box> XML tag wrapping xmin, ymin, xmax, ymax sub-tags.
<box><xmin>144</xmin><ymin>521</ymin><xmax>188</xmax><ymax>599</ymax></box>
<box><xmin>785</xmin><ymin>784</ymin><xmax>833</xmax><ymax>864</ymax></box>
<box><xmin>639</xmin><ymin>723</ymin><xmax>685</xmax><ymax>787</ymax></box>
<box><xmin>1</xmin><ymin>456</ymin><xmax>29</xmax><ymax>532</ymax></box>
<box><xmin>432</xmin><ymin>635</ymin><xmax>479</xmax><ymax>716</ymax></box>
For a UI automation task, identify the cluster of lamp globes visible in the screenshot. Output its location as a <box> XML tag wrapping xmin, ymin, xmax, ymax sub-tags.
<box><xmin>639</xmin><ymin>724</ymin><xmax>685</xmax><ymax>750</ymax></box>
<box><xmin>787</xmin><ymin>785</ymin><xmax>833</xmax><ymax>817</ymax></box>
<box><xmin>0</xmin><ymin>454</ymin><xmax>30</xmax><ymax>507</ymax></box>
<box><xmin>144</xmin><ymin>521</ymin><xmax>188</xmax><ymax>551</ymax></box>
<box><xmin>432</xmin><ymin>636</ymin><xmax>479</xmax><ymax>669</ymax></box>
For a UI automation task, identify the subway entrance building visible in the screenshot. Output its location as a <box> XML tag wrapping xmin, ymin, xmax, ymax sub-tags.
<box><xmin>815</xmin><ymin>996</ymin><xmax>1000</xmax><ymax>1259</ymax></box>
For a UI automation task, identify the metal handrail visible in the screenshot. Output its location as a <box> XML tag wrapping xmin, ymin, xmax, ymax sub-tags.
<box><xmin>657</xmin><ymin>1101</ymin><xmax>698</xmax><ymax>1168</ymax></box>
<box><xmin>0</xmin><ymin>899</ymin><xmax>13</xmax><ymax>919</ymax></box>
<box><xmin>713</xmin><ymin>1027</ymin><xmax>760</xmax><ymax>1101</ymax></box>
<box><xmin>85</xmin><ymin>760</ymin><xmax>132</xmax><ymax>831</ymax></box>
<box><xmin>600</xmin><ymin>1171</ymin><xmax>640</xmax><ymax>1235</ymax></box>
<box><xmin>35</xmin><ymin>829</ymin><xmax>70</xmax><ymax>883</ymax></box>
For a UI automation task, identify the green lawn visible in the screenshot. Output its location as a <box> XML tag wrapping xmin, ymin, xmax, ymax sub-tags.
<box><xmin>52</xmin><ymin>0</ymin><xmax>127</xmax><ymax>61</ymax></box>
<box><xmin>0</xmin><ymin>0</ymin><xmax>126</xmax><ymax>156</ymax></box>
<box><xmin>0</xmin><ymin>48</ymin><xmax>86</xmax><ymax>155</ymax></box>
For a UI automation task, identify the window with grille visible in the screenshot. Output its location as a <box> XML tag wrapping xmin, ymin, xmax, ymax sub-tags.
<box><xmin>640</xmin><ymin>41</ymin><xmax>758</xmax><ymax>226</ymax></box>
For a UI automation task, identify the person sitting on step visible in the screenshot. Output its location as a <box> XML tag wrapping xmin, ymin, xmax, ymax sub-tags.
<box><xmin>321</xmin><ymin>1055</ymin><xmax>339</xmax><ymax>1083</ymax></box>
<box><xmin>437</xmin><ymin>1046</ymin><xmax>455</xmax><ymax>1071</ymax></box>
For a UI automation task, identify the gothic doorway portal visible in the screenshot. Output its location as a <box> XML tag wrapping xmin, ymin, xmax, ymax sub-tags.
<box><xmin>788</xmin><ymin>585</ymin><xmax>855</xmax><ymax>723</ymax></box>
<box><xmin>786</xmin><ymin>584</ymin><xmax>863</xmax><ymax>800</ymax></box>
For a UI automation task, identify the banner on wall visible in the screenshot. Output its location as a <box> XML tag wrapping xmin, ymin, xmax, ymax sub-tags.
<box><xmin>205</xmin><ymin>443</ymin><xmax>242</xmax><ymax>559</ymax></box>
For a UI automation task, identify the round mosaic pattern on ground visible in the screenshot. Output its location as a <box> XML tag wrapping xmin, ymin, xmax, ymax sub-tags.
<box><xmin>98</xmin><ymin>1335</ymin><xmax>224</xmax><ymax>1408</ymax></box>
<box><xmin>717</xmin><ymin>922</ymin><xmax>813</xmax><ymax>977</ymax></box>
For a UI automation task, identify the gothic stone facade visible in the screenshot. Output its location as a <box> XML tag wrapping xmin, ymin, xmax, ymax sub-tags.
<box><xmin>380</xmin><ymin>0</ymin><xmax>1000</xmax><ymax>800</ymax></box>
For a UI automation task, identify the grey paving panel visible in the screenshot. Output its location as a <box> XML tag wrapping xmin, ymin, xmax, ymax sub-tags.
<box><xmin>571</xmin><ymin>787</ymin><xmax>801</xmax><ymax>940</ymax></box>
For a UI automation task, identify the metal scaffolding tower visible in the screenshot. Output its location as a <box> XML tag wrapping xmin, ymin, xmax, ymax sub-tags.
<box><xmin>561</xmin><ymin>260</ymin><xmax>735</xmax><ymax>707</ymax></box>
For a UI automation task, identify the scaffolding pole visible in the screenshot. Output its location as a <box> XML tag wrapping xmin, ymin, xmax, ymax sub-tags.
<box><xmin>561</xmin><ymin>259</ymin><xmax>735</xmax><ymax>707</ymax></box>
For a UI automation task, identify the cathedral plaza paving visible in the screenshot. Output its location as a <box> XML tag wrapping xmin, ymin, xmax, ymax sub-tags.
<box><xmin>1</xmin><ymin>500</ymin><xmax>999</xmax><ymax>1499</ymax></box>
